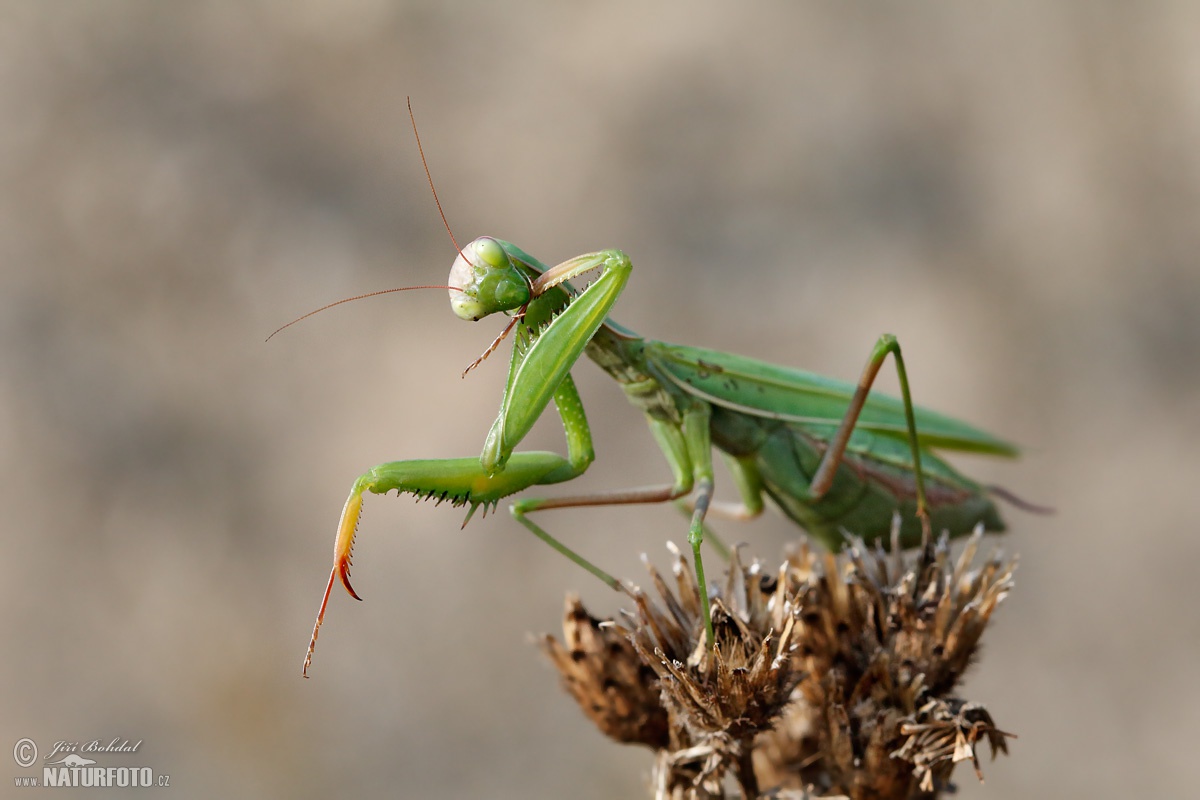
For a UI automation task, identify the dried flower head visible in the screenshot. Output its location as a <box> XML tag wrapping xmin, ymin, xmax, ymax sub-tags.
<box><xmin>623</xmin><ymin>544</ymin><xmax>806</xmax><ymax>798</ymax></box>
<box><xmin>541</xmin><ymin>594</ymin><xmax>669</xmax><ymax>748</ymax></box>
<box><xmin>755</xmin><ymin>526</ymin><xmax>1015</xmax><ymax>797</ymax></box>
<box><xmin>542</xmin><ymin>519</ymin><xmax>1016</xmax><ymax>799</ymax></box>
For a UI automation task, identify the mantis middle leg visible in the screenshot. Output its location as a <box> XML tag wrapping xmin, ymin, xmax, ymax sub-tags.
<box><xmin>512</xmin><ymin>404</ymin><xmax>720</xmax><ymax>645</ymax></box>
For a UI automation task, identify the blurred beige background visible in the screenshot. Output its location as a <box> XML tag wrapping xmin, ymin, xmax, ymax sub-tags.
<box><xmin>3</xmin><ymin>2</ymin><xmax>1198</xmax><ymax>797</ymax></box>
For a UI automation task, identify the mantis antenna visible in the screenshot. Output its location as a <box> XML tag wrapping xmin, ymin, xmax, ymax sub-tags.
<box><xmin>408</xmin><ymin>95</ymin><xmax>529</xmax><ymax>376</ymax></box>
<box><xmin>408</xmin><ymin>96</ymin><xmax>468</xmax><ymax>261</ymax></box>
<box><xmin>267</xmin><ymin>99</ymin><xmax>476</xmax><ymax>343</ymax></box>
<box><xmin>268</xmin><ymin>100</ymin><xmax>517</xmax><ymax>378</ymax></box>
<box><xmin>265</xmin><ymin>285</ymin><xmax>463</xmax><ymax>342</ymax></box>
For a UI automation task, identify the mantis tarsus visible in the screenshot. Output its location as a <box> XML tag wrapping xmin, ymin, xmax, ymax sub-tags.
<box><xmin>292</xmin><ymin>115</ymin><xmax>1037</xmax><ymax>677</ymax></box>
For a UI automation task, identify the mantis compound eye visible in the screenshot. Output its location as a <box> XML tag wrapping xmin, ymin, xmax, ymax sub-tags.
<box><xmin>472</xmin><ymin>236</ymin><xmax>508</xmax><ymax>270</ymax></box>
<box><xmin>449</xmin><ymin>237</ymin><xmax>531</xmax><ymax>321</ymax></box>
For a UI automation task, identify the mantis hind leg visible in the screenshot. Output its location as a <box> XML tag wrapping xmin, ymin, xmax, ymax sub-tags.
<box><xmin>809</xmin><ymin>333</ymin><xmax>931</xmax><ymax>539</ymax></box>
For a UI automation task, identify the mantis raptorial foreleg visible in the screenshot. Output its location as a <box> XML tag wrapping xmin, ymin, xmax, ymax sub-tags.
<box><xmin>303</xmin><ymin>372</ymin><xmax>620</xmax><ymax>676</ymax></box>
<box><xmin>302</xmin><ymin>450</ymin><xmax>580</xmax><ymax>676</ymax></box>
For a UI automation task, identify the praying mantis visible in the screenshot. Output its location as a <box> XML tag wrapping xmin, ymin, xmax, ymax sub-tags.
<box><xmin>293</xmin><ymin>110</ymin><xmax>1036</xmax><ymax>677</ymax></box>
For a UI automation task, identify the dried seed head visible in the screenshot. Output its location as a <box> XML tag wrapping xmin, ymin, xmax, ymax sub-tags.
<box><xmin>618</xmin><ymin>545</ymin><xmax>803</xmax><ymax>743</ymax></box>
<box><xmin>541</xmin><ymin>520</ymin><xmax>1016</xmax><ymax>799</ymax></box>
<box><xmin>755</xmin><ymin>524</ymin><xmax>1016</xmax><ymax>797</ymax></box>
<box><xmin>540</xmin><ymin>594</ymin><xmax>669</xmax><ymax>748</ymax></box>
<box><xmin>622</xmin><ymin>544</ymin><xmax>805</xmax><ymax>799</ymax></box>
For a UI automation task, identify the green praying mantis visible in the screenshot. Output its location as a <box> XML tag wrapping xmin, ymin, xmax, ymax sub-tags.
<box><xmin>290</xmin><ymin>112</ymin><xmax>1039</xmax><ymax>677</ymax></box>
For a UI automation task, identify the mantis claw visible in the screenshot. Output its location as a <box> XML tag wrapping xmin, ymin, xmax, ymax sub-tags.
<box><xmin>338</xmin><ymin>554</ymin><xmax>362</xmax><ymax>601</ymax></box>
<box><xmin>303</xmin><ymin>483</ymin><xmax>366</xmax><ymax>677</ymax></box>
<box><xmin>334</xmin><ymin>490</ymin><xmax>365</xmax><ymax>600</ymax></box>
<box><xmin>301</xmin><ymin>531</ymin><xmax>362</xmax><ymax>678</ymax></box>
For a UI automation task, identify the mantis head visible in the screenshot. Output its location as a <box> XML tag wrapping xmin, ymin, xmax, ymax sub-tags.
<box><xmin>448</xmin><ymin>237</ymin><xmax>532</xmax><ymax>321</ymax></box>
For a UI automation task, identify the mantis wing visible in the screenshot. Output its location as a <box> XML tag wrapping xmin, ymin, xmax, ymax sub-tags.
<box><xmin>646</xmin><ymin>342</ymin><xmax>1019</xmax><ymax>457</ymax></box>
